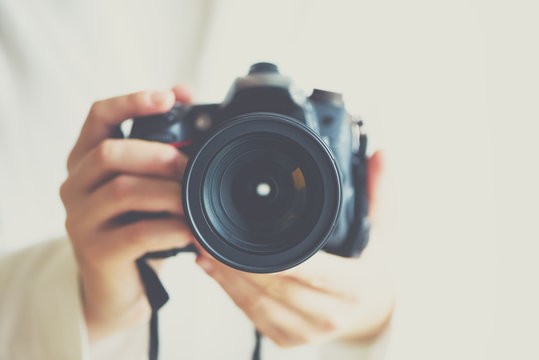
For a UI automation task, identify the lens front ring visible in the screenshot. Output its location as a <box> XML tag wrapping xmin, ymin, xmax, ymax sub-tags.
<box><xmin>182</xmin><ymin>112</ymin><xmax>341</xmax><ymax>273</ymax></box>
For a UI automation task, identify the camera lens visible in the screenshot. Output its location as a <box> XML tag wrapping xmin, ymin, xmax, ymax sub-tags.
<box><xmin>183</xmin><ymin>112</ymin><xmax>341</xmax><ymax>273</ymax></box>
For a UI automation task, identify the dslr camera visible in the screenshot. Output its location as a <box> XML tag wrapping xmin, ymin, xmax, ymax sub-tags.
<box><xmin>130</xmin><ymin>63</ymin><xmax>370</xmax><ymax>273</ymax></box>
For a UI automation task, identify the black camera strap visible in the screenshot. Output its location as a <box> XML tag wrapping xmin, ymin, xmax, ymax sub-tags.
<box><xmin>135</xmin><ymin>246</ymin><xmax>263</xmax><ymax>360</ymax></box>
<box><xmin>136</xmin><ymin>246</ymin><xmax>195</xmax><ymax>360</ymax></box>
<box><xmin>252</xmin><ymin>329</ymin><xmax>262</xmax><ymax>360</ymax></box>
<box><xmin>136</xmin><ymin>258</ymin><xmax>165</xmax><ymax>360</ymax></box>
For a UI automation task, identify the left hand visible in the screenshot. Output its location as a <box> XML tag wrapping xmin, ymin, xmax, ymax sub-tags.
<box><xmin>196</xmin><ymin>151</ymin><xmax>395</xmax><ymax>347</ymax></box>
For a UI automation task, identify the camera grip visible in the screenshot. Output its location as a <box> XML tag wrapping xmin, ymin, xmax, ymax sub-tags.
<box><xmin>324</xmin><ymin>133</ymin><xmax>370</xmax><ymax>258</ymax></box>
<box><xmin>129</xmin><ymin>104</ymin><xmax>196</xmax><ymax>156</ymax></box>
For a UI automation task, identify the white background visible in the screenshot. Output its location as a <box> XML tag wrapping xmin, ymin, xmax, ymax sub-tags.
<box><xmin>0</xmin><ymin>0</ymin><xmax>538</xmax><ymax>359</ymax></box>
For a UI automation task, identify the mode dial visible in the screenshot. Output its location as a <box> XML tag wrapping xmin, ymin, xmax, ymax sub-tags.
<box><xmin>248</xmin><ymin>62</ymin><xmax>279</xmax><ymax>74</ymax></box>
<box><xmin>309</xmin><ymin>89</ymin><xmax>344</xmax><ymax>106</ymax></box>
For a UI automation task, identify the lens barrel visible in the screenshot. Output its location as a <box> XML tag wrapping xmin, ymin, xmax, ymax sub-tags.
<box><xmin>183</xmin><ymin>112</ymin><xmax>341</xmax><ymax>273</ymax></box>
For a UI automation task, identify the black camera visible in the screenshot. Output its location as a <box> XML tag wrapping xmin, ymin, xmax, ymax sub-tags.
<box><xmin>130</xmin><ymin>63</ymin><xmax>370</xmax><ymax>273</ymax></box>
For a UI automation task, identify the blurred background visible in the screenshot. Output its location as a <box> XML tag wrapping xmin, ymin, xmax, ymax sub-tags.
<box><xmin>0</xmin><ymin>0</ymin><xmax>537</xmax><ymax>359</ymax></box>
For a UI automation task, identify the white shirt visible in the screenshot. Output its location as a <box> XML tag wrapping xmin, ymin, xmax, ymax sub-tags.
<box><xmin>0</xmin><ymin>1</ymin><xmax>390</xmax><ymax>359</ymax></box>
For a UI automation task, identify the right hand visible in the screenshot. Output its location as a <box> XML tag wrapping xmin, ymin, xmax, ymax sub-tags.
<box><xmin>60</xmin><ymin>86</ymin><xmax>195</xmax><ymax>341</ymax></box>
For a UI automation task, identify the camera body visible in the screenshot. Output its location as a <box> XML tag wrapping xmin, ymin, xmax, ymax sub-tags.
<box><xmin>130</xmin><ymin>63</ymin><xmax>370</xmax><ymax>273</ymax></box>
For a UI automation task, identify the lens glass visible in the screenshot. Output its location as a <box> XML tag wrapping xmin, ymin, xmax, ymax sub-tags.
<box><xmin>202</xmin><ymin>133</ymin><xmax>324</xmax><ymax>254</ymax></box>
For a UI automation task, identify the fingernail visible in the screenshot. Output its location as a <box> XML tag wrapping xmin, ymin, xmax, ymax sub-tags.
<box><xmin>160</xmin><ymin>145</ymin><xmax>179</xmax><ymax>162</ymax></box>
<box><xmin>197</xmin><ymin>257</ymin><xmax>214</xmax><ymax>273</ymax></box>
<box><xmin>150</xmin><ymin>91</ymin><xmax>173</xmax><ymax>107</ymax></box>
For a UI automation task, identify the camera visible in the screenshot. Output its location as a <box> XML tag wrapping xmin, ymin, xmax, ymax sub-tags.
<box><xmin>130</xmin><ymin>63</ymin><xmax>370</xmax><ymax>273</ymax></box>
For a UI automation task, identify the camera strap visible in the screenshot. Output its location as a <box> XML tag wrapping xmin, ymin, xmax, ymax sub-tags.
<box><xmin>136</xmin><ymin>246</ymin><xmax>195</xmax><ymax>360</ymax></box>
<box><xmin>135</xmin><ymin>245</ymin><xmax>263</xmax><ymax>360</ymax></box>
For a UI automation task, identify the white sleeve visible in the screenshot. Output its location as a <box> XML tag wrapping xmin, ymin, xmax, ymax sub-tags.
<box><xmin>0</xmin><ymin>238</ymin><xmax>88</xmax><ymax>359</ymax></box>
<box><xmin>0</xmin><ymin>237</ymin><xmax>148</xmax><ymax>360</ymax></box>
<box><xmin>88</xmin><ymin>320</ymin><xmax>148</xmax><ymax>360</ymax></box>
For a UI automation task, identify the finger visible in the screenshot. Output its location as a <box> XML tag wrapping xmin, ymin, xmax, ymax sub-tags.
<box><xmin>195</xmin><ymin>256</ymin><xmax>289</xmax><ymax>345</ymax></box>
<box><xmin>65</xmin><ymin>139</ymin><xmax>187</xmax><ymax>193</ymax></box>
<box><xmin>244</xmin><ymin>271</ymin><xmax>354</xmax><ymax>332</ymax></box>
<box><xmin>367</xmin><ymin>150</ymin><xmax>385</xmax><ymax>217</ymax></box>
<box><xmin>68</xmin><ymin>90</ymin><xmax>175</xmax><ymax>170</ymax></box>
<box><xmin>279</xmin><ymin>251</ymin><xmax>360</xmax><ymax>297</ymax></box>
<box><xmin>196</xmin><ymin>256</ymin><xmax>330</xmax><ymax>347</ymax></box>
<box><xmin>69</xmin><ymin>175</ymin><xmax>183</xmax><ymax>227</ymax></box>
<box><xmin>171</xmin><ymin>84</ymin><xmax>193</xmax><ymax>104</ymax></box>
<box><xmin>77</xmin><ymin>217</ymin><xmax>194</xmax><ymax>267</ymax></box>
<box><xmin>245</xmin><ymin>274</ymin><xmax>357</xmax><ymax>334</ymax></box>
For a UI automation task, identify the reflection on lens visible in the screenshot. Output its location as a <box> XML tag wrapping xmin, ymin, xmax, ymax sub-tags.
<box><xmin>292</xmin><ymin>167</ymin><xmax>306</xmax><ymax>190</ymax></box>
<box><xmin>255</xmin><ymin>182</ymin><xmax>271</xmax><ymax>197</ymax></box>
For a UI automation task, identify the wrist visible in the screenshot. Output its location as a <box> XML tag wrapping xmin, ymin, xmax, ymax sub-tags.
<box><xmin>85</xmin><ymin>297</ymin><xmax>151</xmax><ymax>343</ymax></box>
<box><xmin>339</xmin><ymin>301</ymin><xmax>395</xmax><ymax>343</ymax></box>
<box><xmin>79</xmin><ymin>270</ymin><xmax>151</xmax><ymax>342</ymax></box>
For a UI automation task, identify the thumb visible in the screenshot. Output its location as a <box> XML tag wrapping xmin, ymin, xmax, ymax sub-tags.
<box><xmin>367</xmin><ymin>150</ymin><xmax>385</xmax><ymax>219</ymax></box>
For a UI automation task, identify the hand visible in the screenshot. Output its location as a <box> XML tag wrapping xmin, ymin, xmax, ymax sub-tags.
<box><xmin>196</xmin><ymin>151</ymin><xmax>395</xmax><ymax>347</ymax></box>
<box><xmin>60</xmin><ymin>86</ymin><xmax>194</xmax><ymax>341</ymax></box>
